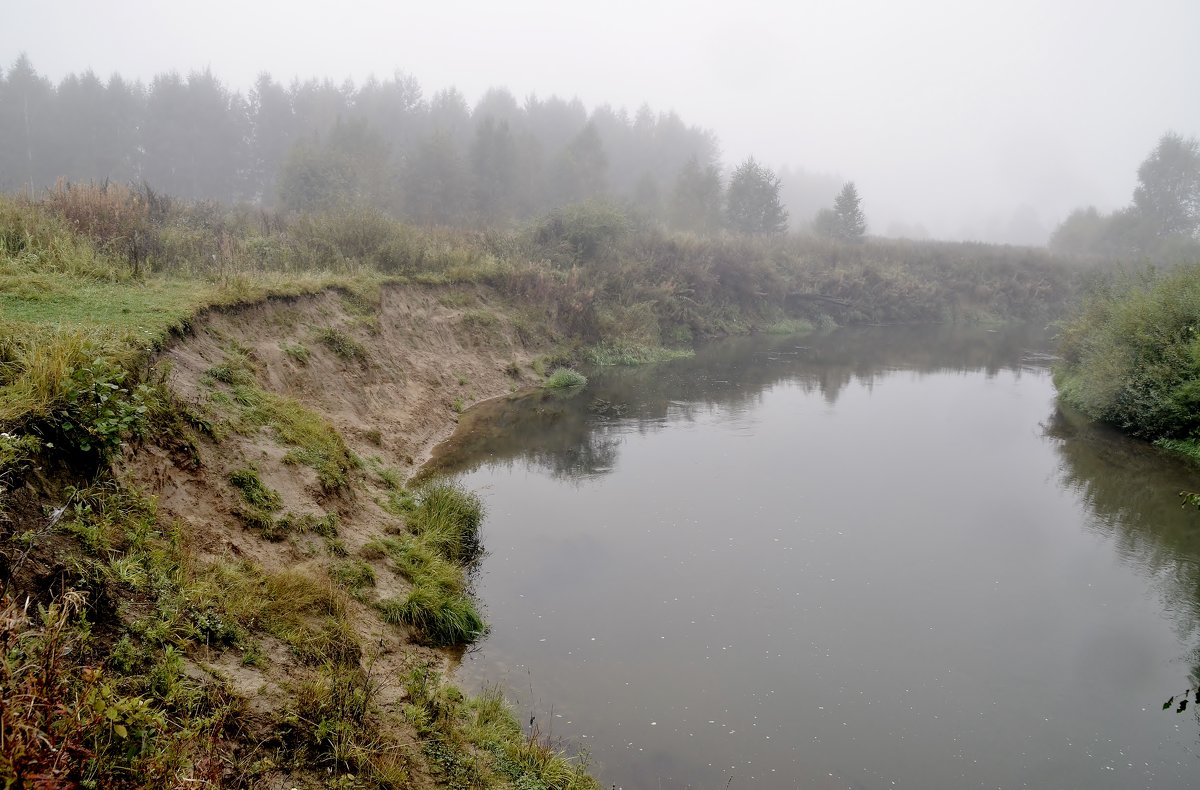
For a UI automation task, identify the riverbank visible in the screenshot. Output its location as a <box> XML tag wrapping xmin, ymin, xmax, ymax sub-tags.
<box><xmin>1</xmin><ymin>186</ymin><xmax>1080</xmax><ymax>786</ymax></box>
<box><xmin>2</xmin><ymin>280</ymin><xmax>604</xmax><ymax>787</ymax></box>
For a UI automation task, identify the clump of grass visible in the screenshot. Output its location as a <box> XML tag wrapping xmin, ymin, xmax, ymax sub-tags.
<box><xmin>760</xmin><ymin>317</ymin><xmax>815</xmax><ymax>335</ymax></box>
<box><xmin>584</xmin><ymin>342</ymin><xmax>694</xmax><ymax>366</ymax></box>
<box><xmin>451</xmin><ymin>397</ymin><xmax>466</xmax><ymax>414</ymax></box>
<box><xmin>315</xmin><ymin>326</ymin><xmax>367</xmax><ymax>362</ymax></box>
<box><xmin>368</xmin><ymin>529</ymin><xmax>485</xmax><ymax>646</ymax></box>
<box><xmin>281</xmin><ymin>341</ymin><xmax>310</xmax><ymax>365</ymax></box>
<box><xmin>277</xmin><ymin>663</ymin><xmax>412</xmax><ymax>784</ymax></box>
<box><xmin>329</xmin><ymin>558</ymin><xmax>376</xmax><ymax>600</ymax></box>
<box><xmin>544</xmin><ymin>367</ymin><xmax>587</xmax><ymax>389</ymax></box>
<box><xmin>1155</xmin><ymin>437</ymin><xmax>1200</xmax><ymax>462</ymax></box>
<box><xmin>460</xmin><ymin>309</ymin><xmax>501</xmax><ymax>335</ymax></box>
<box><xmin>208</xmin><ymin>561</ymin><xmax>360</xmax><ymax>665</ymax></box>
<box><xmin>407</xmin><ymin>481</ymin><xmax>484</xmax><ymax>563</ymax></box>
<box><xmin>229</xmin><ymin>467</ymin><xmax>282</xmax><ymax>511</ymax></box>
<box><xmin>276</xmin><ymin>511</ymin><xmax>340</xmax><ymax>540</ymax></box>
<box><xmin>228</xmin><ymin>388</ymin><xmax>355</xmax><ymax>491</ymax></box>
<box><xmin>402</xmin><ymin>668</ymin><xmax>599</xmax><ymax>790</ymax></box>
<box><xmin>379</xmin><ymin>588</ymin><xmax>485</xmax><ymax>646</ymax></box>
<box><xmin>229</xmin><ymin>466</ymin><xmax>284</xmax><ymax>534</ymax></box>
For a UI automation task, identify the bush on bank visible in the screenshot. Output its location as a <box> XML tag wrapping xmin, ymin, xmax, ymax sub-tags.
<box><xmin>1055</xmin><ymin>263</ymin><xmax>1200</xmax><ymax>446</ymax></box>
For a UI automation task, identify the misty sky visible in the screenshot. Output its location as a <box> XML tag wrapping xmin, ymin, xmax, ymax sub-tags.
<box><xmin>9</xmin><ymin>0</ymin><xmax>1200</xmax><ymax>243</ymax></box>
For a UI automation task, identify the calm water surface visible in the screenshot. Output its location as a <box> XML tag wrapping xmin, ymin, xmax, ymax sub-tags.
<box><xmin>428</xmin><ymin>325</ymin><xmax>1200</xmax><ymax>789</ymax></box>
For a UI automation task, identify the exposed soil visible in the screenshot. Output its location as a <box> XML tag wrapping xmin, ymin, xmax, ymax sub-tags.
<box><xmin>115</xmin><ymin>283</ymin><xmax>549</xmax><ymax>786</ymax></box>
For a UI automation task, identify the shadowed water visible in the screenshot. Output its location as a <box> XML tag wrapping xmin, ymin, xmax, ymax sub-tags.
<box><xmin>428</xmin><ymin>325</ymin><xmax>1200</xmax><ymax>789</ymax></box>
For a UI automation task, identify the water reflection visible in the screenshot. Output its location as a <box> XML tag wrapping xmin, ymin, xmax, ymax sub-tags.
<box><xmin>1046</xmin><ymin>406</ymin><xmax>1200</xmax><ymax>680</ymax></box>
<box><xmin>429</xmin><ymin>323</ymin><xmax>1051</xmax><ymax>481</ymax></box>
<box><xmin>431</xmin><ymin>323</ymin><xmax>1200</xmax><ymax>788</ymax></box>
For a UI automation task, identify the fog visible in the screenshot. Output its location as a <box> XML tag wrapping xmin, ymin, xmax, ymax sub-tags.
<box><xmin>9</xmin><ymin>0</ymin><xmax>1200</xmax><ymax>244</ymax></box>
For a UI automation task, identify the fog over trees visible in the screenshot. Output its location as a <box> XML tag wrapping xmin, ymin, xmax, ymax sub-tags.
<box><xmin>1050</xmin><ymin>133</ymin><xmax>1200</xmax><ymax>261</ymax></box>
<box><xmin>2</xmin><ymin>55</ymin><xmax>770</xmax><ymax>231</ymax></box>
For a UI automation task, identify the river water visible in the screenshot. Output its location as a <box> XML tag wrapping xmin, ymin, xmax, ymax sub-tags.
<box><xmin>428</xmin><ymin>325</ymin><xmax>1200</xmax><ymax>789</ymax></box>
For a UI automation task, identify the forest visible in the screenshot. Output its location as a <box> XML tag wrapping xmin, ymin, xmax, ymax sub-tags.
<box><xmin>0</xmin><ymin>55</ymin><xmax>846</xmax><ymax>234</ymax></box>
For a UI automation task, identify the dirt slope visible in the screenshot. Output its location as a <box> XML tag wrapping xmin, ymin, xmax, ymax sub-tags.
<box><xmin>119</xmin><ymin>283</ymin><xmax>549</xmax><ymax>786</ymax></box>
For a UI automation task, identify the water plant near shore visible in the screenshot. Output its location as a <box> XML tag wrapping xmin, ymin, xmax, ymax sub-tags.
<box><xmin>545</xmin><ymin>367</ymin><xmax>588</xmax><ymax>389</ymax></box>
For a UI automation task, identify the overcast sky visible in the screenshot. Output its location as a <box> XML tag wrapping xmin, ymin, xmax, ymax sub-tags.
<box><xmin>9</xmin><ymin>0</ymin><xmax>1200</xmax><ymax>243</ymax></box>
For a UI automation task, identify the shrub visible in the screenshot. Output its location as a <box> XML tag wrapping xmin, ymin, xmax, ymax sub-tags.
<box><xmin>544</xmin><ymin>368</ymin><xmax>587</xmax><ymax>389</ymax></box>
<box><xmin>1055</xmin><ymin>264</ymin><xmax>1200</xmax><ymax>439</ymax></box>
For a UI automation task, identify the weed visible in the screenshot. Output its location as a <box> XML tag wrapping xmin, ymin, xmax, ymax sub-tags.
<box><xmin>316</xmin><ymin>326</ymin><xmax>367</xmax><ymax>362</ymax></box>
<box><xmin>330</xmin><ymin>559</ymin><xmax>376</xmax><ymax>599</ymax></box>
<box><xmin>223</xmin><ymin>386</ymin><xmax>354</xmax><ymax>491</ymax></box>
<box><xmin>378</xmin><ymin>589</ymin><xmax>485</xmax><ymax>647</ymax></box>
<box><xmin>408</xmin><ymin>481</ymin><xmax>484</xmax><ymax>563</ymax></box>
<box><xmin>584</xmin><ymin>342</ymin><xmax>694</xmax><ymax>366</ymax></box>
<box><xmin>760</xmin><ymin>317</ymin><xmax>815</xmax><ymax>335</ymax></box>
<box><xmin>452</xmin><ymin>397</ymin><xmax>466</xmax><ymax>414</ymax></box>
<box><xmin>544</xmin><ymin>368</ymin><xmax>587</xmax><ymax>389</ymax></box>
<box><xmin>461</xmin><ymin>309</ymin><xmax>501</xmax><ymax>336</ymax></box>
<box><xmin>369</xmin><ymin>532</ymin><xmax>485</xmax><ymax>646</ymax></box>
<box><xmin>229</xmin><ymin>467</ymin><xmax>282</xmax><ymax>511</ymax></box>
<box><xmin>281</xmin><ymin>341</ymin><xmax>310</xmax><ymax>365</ymax></box>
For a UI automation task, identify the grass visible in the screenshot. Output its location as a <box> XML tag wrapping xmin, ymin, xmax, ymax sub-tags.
<box><xmin>281</xmin><ymin>340</ymin><xmax>310</xmax><ymax>365</ymax></box>
<box><xmin>584</xmin><ymin>341</ymin><xmax>694</xmax><ymax>366</ymax></box>
<box><xmin>315</xmin><ymin>326</ymin><xmax>367</xmax><ymax>362</ymax></box>
<box><xmin>211</xmin><ymin>368</ymin><xmax>355</xmax><ymax>490</ymax></box>
<box><xmin>544</xmin><ymin>367</ymin><xmax>587</xmax><ymax>389</ymax></box>
<box><xmin>365</xmin><ymin>482</ymin><xmax>487</xmax><ymax>646</ymax></box>
<box><xmin>403</xmin><ymin>666</ymin><xmax>600</xmax><ymax>790</ymax></box>
<box><xmin>1155</xmin><ymin>437</ymin><xmax>1200</xmax><ymax>462</ymax></box>
<box><xmin>407</xmin><ymin>481</ymin><xmax>485</xmax><ymax>563</ymax></box>
<box><xmin>760</xmin><ymin>317</ymin><xmax>816</xmax><ymax>335</ymax></box>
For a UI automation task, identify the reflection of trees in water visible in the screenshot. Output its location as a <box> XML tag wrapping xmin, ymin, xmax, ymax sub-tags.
<box><xmin>430</xmin><ymin>324</ymin><xmax>1051</xmax><ymax>480</ymax></box>
<box><xmin>1045</xmin><ymin>406</ymin><xmax>1200</xmax><ymax>683</ymax></box>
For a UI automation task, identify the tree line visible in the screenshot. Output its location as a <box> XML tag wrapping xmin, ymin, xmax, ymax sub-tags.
<box><xmin>1051</xmin><ymin>132</ymin><xmax>1200</xmax><ymax>262</ymax></box>
<box><xmin>0</xmin><ymin>55</ymin><xmax>870</xmax><ymax>237</ymax></box>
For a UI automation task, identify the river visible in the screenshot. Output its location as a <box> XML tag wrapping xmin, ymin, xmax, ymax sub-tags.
<box><xmin>427</xmin><ymin>325</ymin><xmax>1200</xmax><ymax>789</ymax></box>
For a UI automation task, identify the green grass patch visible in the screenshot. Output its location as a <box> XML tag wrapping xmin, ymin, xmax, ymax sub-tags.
<box><xmin>544</xmin><ymin>367</ymin><xmax>587</xmax><ymax>389</ymax></box>
<box><xmin>315</xmin><ymin>326</ymin><xmax>367</xmax><ymax>362</ymax></box>
<box><xmin>229</xmin><ymin>467</ymin><xmax>282</xmax><ymax>511</ymax></box>
<box><xmin>1155</xmin><ymin>437</ymin><xmax>1200</xmax><ymax>462</ymax></box>
<box><xmin>366</xmin><ymin>507</ymin><xmax>486</xmax><ymax>647</ymax></box>
<box><xmin>407</xmin><ymin>481</ymin><xmax>484</xmax><ymax>564</ymax></box>
<box><xmin>217</xmin><ymin>378</ymin><xmax>355</xmax><ymax>491</ymax></box>
<box><xmin>760</xmin><ymin>317</ymin><xmax>815</xmax><ymax>335</ymax></box>
<box><xmin>280</xmin><ymin>341</ymin><xmax>310</xmax><ymax>365</ymax></box>
<box><xmin>584</xmin><ymin>342</ymin><xmax>694</xmax><ymax>366</ymax></box>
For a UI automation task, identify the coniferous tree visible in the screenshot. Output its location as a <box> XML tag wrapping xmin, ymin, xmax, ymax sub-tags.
<box><xmin>832</xmin><ymin>182</ymin><xmax>867</xmax><ymax>241</ymax></box>
<box><xmin>669</xmin><ymin>155</ymin><xmax>723</xmax><ymax>233</ymax></box>
<box><xmin>726</xmin><ymin>157</ymin><xmax>788</xmax><ymax>234</ymax></box>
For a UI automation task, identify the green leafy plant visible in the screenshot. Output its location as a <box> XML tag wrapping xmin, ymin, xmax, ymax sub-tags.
<box><xmin>543</xmin><ymin>368</ymin><xmax>587</xmax><ymax>390</ymax></box>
